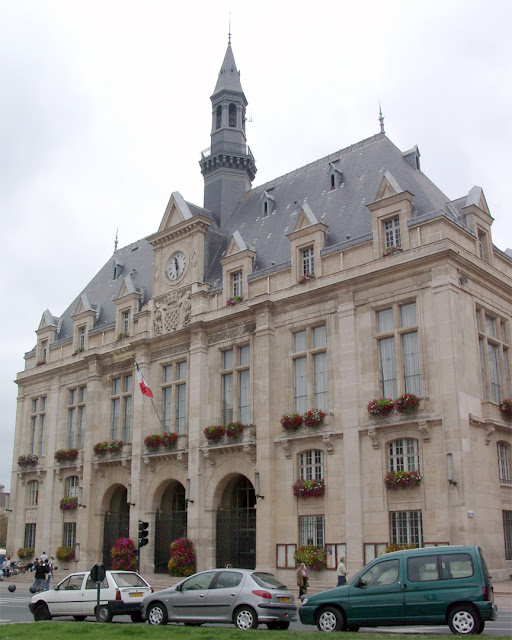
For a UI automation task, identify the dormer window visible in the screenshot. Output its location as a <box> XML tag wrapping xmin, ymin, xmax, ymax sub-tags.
<box><xmin>384</xmin><ymin>216</ymin><xmax>401</xmax><ymax>250</ymax></box>
<box><xmin>40</xmin><ymin>339</ymin><xmax>48</xmax><ymax>363</ymax></box>
<box><xmin>301</xmin><ymin>247</ymin><xmax>315</xmax><ymax>277</ymax></box>
<box><xmin>262</xmin><ymin>190</ymin><xmax>275</xmax><ymax>217</ymax></box>
<box><xmin>328</xmin><ymin>163</ymin><xmax>343</xmax><ymax>190</ymax></box>
<box><xmin>122</xmin><ymin>310</ymin><xmax>130</xmax><ymax>336</ymax></box>
<box><xmin>216</xmin><ymin>105</ymin><xmax>222</xmax><ymax>129</ymax></box>
<box><xmin>232</xmin><ymin>271</ymin><xmax>243</xmax><ymax>299</ymax></box>
<box><xmin>330</xmin><ymin>174</ymin><xmax>335</xmax><ymax>190</ymax></box>
<box><xmin>229</xmin><ymin>103</ymin><xmax>237</xmax><ymax>127</ymax></box>
<box><xmin>477</xmin><ymin>229</ymin><xmax>489</xmax><ymax>262</ymax></box>
<box><xmin>78</xmin><ymin>326</ymin><xmax>86</xmax><ymax>350</ymax></box>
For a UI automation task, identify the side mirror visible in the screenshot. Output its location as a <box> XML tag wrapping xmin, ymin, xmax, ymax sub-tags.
<box><xmin>175</xmin><ymin>583</ymin><xmax>182</xmax><ymax>592</ymax></box>
<box><xmin>54</xmin><ymin>585</ymin><xmax>60</xmax><ymax>591</ymax></box>
<box><xmin>354</xmin><ymin>577</ymin><xmax>366</xmax><ymax>588</ymax></box>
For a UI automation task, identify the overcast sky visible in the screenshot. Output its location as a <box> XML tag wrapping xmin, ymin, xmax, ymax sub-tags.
<box><xmin>1</xmin><ymin>0</ymin><xmax>511</xmax><ymax>492</ymax></box>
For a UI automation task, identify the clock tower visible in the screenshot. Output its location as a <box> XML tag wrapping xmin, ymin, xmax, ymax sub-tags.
<box><xmin>199</xmin><ymin>41</ymin><xmax>257</xmax><ymax>227</ymax></box>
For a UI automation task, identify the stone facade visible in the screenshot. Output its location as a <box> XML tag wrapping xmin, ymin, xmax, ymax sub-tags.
<box><xmin>7</xmin><ymin>42</ymin><xmax>512</xmax><ymax>582</ymax></box>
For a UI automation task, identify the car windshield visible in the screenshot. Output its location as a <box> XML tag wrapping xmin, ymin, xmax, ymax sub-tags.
<box><xmin>251</xmin><ymin>572</ymin><xmax>287</xmax><ymax>589</ymax></box>
<box><xmin>111</xmin><ymin>572</ymin><xmax>148</xmax><ymax>587</ymax></box>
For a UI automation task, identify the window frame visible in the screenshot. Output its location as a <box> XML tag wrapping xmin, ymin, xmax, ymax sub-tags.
<box><xmin>111</xmin><ymin>374</ymin><xmax>133</xmax><ymax>442</ymax></box>
<box><xmin>383</xmin><ymin>215</ymin><xmax>401</xmax><ymax>250</ymax></box>
<box><xmin>498</xmin><ymin>442</ymin><xmax>511</xmax><ymax>484</ymax></box>
<box><xmin>390</xmin><ymin>510</ymin><xmax>423</xmax><ymax>547</ymax></box>
<box><xmin>477</xmin><ymin>308</ymin><xmax>510</xmax><ymax>403</ymax></box>
<box><xmin>28</xmin><ymin>480</ymin><xmax>39</xmax><ymax>507</ymax></box>
<box><xmin>63</xmin><ymin>522</ymin><xmax>77</xmax><ymax>548</ymax></box>
<box><xmin>24</xmin><ymin>523</ymin><xmax>36</xmax><ymax>549</ymax></box>
<box><xmin>388</xmin><ymin>438</ymin><xmax>420</xmax><ymax>472</ymax></box>
<box><xmin>232</xmin><ymin>270</ymin><xmax>243</xmax><ymax>299</ymax></box>
<box><xmin>299</xmin><ymin>514</ymin><xmax>325</xmax><ymax>547</ymax></box>
<box><xmin>220</xmin><ymin>345</ymin><xmax>250</xmax><ymax>424</ymax></box>
<box><xmin>67</xmin><ymin>386</ymin><xmax>86</xmax><ymax>450</ymax></box>
<box><xmin>161</xmin><ymin>360</ymin><xmax>188</xmax><ymax>434</ymax></box>
<box><xmin>29</xmin><ymin>396</ymin><xmax>46</xmax><ymax>456</ymax></box>
<box><xmin>299</xmin><ymin>449</ymin><xmax>324</xmax><ymax>480</ymax></box>
<box><xmin>300</xmin><ymin>246</ymin><xmax>315</xmax><ymax>277</ymax></box>
<box><xmin>291</xmin><ymin>324</ymin><xmax>328</xmax><ymax>413</ymax></box>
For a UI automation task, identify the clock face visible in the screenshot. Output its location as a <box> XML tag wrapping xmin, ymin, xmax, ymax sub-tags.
<box><xmin>166</xmin><ymin>251</ymin><xmax>187</xmax><ymax>281</ymax></box>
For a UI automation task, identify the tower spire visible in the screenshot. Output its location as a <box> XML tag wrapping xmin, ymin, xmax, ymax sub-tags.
<box><xmin>379</xmin><ymin>102</ymin><xmax>385</xmax><ymax>134</ymax></box>
<box><xmin>228</xmin><ymin>12</ymin><xmax>231</xmax><ymax>44</ymax></box>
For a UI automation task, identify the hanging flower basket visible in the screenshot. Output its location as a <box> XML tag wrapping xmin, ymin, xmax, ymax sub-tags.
<box><xmin>144</xmin><ymin>434</ymin><xmax>163</xmax><ymax>450</ymax></box>
<box><xmin>60</xmin><ymin>496</ymin><xmax>78</xmax><ymax>510</ymax></box>
<box><xmin>500</xmin><ymin>398</ymin><xmax>512</xmax><ymax>417</ymax></box>
<box><xmin>292</xmin><ymin>478</ymin><xmax>325</xmax><ymax>498</ymax></box>
<box><xmin>303</xmin><ymin>409</ymin><xmax>325</xmax><ymax>428</ymax></box>
<box><xmin>162</xmin><ymin>432</ymin><xmax>178</xmax><ymax>448</ymax></box>
<box><xmin>204</xmin><ymin>425</ymin><xmax>226</xmax><ymax>443</ymax></box>
<box><xmin>280</xmin><ymin>413</ymin><xmax>303</xmax><ymax>431</ymax></box>
<box><xmin>56</xmin><ymin>545</ymin><xmax>75</xmax><ymax>562</ymax></box>
<box><xmin>54</xmin><ymin>448</ymin><xmax>79</xmax><ymax>463</ymax></box>
<box><xmin>18</xmin><ymin>454</ymin><xmax>38</xmax><ymax>468</ymax></box>
<box><xmin>394</xmin><ymin>393</ymin><xmax>420</xmax><ymax>414</ymax></box>
<box><xmin>93</xmin><ymin>440</ymin><xmax>123</xmax><ymax>456</ymax></box>
<box><xmin>298</xmin><ymin>273</ymin><xmax>315</xmax><ymax>284</ymax></box>
<box><xmin>384</xmin><ymin>470</ymin><xmax>422</xmax><ymax>490</ymax></box>
<box><xmin>227</xmin><ymin>296</ymin><xmax>243</xmax><ymax>306</ymax></box>
<box><xmin>294</xmin><ymin>545</ymin><xmax>327</xmax><ymax>571</ymax></box>
<box><xmin>367</xmin><ymin>398</ymin><xmax>395</xmax><ymax>418</ymax></box>
<box><xmin>225</xmin><ymin>422</ymin><xmax>244</xmax><ymax>439</ymax></box>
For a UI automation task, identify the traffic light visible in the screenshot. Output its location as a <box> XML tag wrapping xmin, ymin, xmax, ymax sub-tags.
<box><xmin>138</xmin><ymin>520</ymin><xmax>149</xmax><ymax>547</ymax></box>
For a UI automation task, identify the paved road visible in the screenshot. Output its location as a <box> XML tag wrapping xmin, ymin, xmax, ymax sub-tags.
<box><xmin>1</xmin><ymin>583</ymin><xmax>510</xmax><ymax>635</ymax></box>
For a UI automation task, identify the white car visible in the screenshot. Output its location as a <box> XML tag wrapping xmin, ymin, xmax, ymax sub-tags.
<box><xmin>29</xmin><ymin>570</ymin><xmax>153</xmax><ymax>622</ymax></box>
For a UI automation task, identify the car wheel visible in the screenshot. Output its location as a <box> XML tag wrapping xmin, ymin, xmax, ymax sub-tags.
<box><xmin>267</xmin><ymin>621</ymin><xmax>290</xmax><ymax>630</ymax></box>
<box><xmin>234</xmin><ymin>606</ymin><xmax>258</xmax><ymax>630</ymax></box>
<box><xmin>130</xmin><ymin>612</ymin><xmax>143</xmax><ymax>623</ymax></box>
<box><xmin>73</xmin><ymin>615</ymin><xmax>87</xmax><ymax>621</ymax></box>
<box><xmin>96</xmin><ymin>604</ymin><xmax>113</xmax><ymax>623</ymax></box>
<box><xmin>317</xmin><ymin>606</ymin><xmax>344</xmax><ymax>632</ymax></box>
<box><xmin>448</xmin><ymin>605</ymin><xmax>481</xmax><ymax>635</ymax></box>
<box><xmin>34</xmin><ymin>603</ymin><xmax>52</xmax><ymax>621</ymax></box>
<box><xmin>147</xmin><ymin>602</ymin><xmax>169</xmax><ymax>626</ymax></box>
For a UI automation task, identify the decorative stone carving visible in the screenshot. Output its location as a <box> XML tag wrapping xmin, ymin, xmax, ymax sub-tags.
<box><xmin>418</xmin><ymin>420</ymin><xmax>430</xmax><ymax>442</ymax></box>
<box><xmin>368</xmin><ymin>427</ymin><xmax>380</xmax><ymax>449</ymax></box>
<box><xmin>322</xmin><ymin>432</ymin><xmax>334</xmax><ymax>454</ymax></box>
<box><xmin>485</xmin><ymin>424</ymin><xmax>495</xmax><ymax>445</ymax></box>
<box><xmin>154</xmin><ymin>290</ymin><xmax>192</xmax><ymax>335</ymax></box>
<box><xmin>151</xmin><ymin>343</ymin><xmax>191</xmax><ymax>361</ymax></box>
<box><xmin>207</xmin><ymin>323</ymin><xmax>256</xmax><ymax>345</ymax></box>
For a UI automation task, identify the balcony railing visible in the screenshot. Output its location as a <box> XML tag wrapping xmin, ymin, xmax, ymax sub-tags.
<box><xmin>200</xmin><ymin>142</ymin><xmax>254</xmax><ymax>161</ymax></box>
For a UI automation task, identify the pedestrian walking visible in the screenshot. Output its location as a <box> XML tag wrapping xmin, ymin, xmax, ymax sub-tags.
<box><xmin>336</xmin><ymin>555</ymin><xmax>348</xmax><ymax>586</ymax></box>
<box><xmin>44</xmin><ymin>559</ymin><xmax>53</xmax><ymax>590</ymax></box>
<box><xmin>296</xmin><ymin>562</ymin><xmax>308</xmax><ymax>599</ymax></box>
<box><xmin>32</xmin><ymin>560</ymin><xmax>49</xmax><ymax>592</ymax></box>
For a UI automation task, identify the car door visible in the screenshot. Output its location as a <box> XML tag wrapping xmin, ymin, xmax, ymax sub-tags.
<box><xmin>82</xmin><ymin>573</ymin><xmax>111</xmax><ymax>616</ymax></box>
<box><xmin>168</xmin><ymin>571</ymin><xmax>216</xmax><ymax>621</ymax></box>
<box><xmin>203</xmin><ymin>571</ymin><xmax>244</xmax><ymax>620</ymax></box>
<box><xmin>48</xmin><ymin>573</ymin><xmax>86</xmax><ymax>616</ymax></box>
<box><xmin>347</xmin><ymin>558</ymin><xmax>405</xmax><ymax>625</ymax></box>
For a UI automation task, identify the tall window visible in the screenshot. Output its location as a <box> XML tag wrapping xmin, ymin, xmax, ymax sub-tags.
<box><xmin>65</xmin><ymin>476</ymin><xmax>80</xmax><ymax>499</ymax></box>
<box><xmin>68</xmin><ymin>387</ymin><xmax>86</xmax><ymax>449</ymax></box>
<box><xmin>221</xmin><ymin>346</ymin><xmax>250</xmax><ymax>424</ymax></box>
<box><xmin>122</xmin><ymin>310</ymin><xmax>130</xmax><ymax>335</ymax></box>
<box><xmin>28</xmin><ymin>480</ymin><xmax>39</xmax><ymax>507</ymax></box>
<box><xmin>78</xmin><ymin>325</ymin><xmax>86</xmax><ymax>350</ymax></box>
<box><xmin>292</xmin><ymin>325</ymin><xmax>328</xmax><ymax>413</ymax></box>
<box><xmin>384</xmin><ymin>216</ymin><xmax>401</xmax><ymax>249</ymax></box>
<box><xmin>376</xmin><ymin>302</ymin><xmax>421</xmax><ymax>398</ymax></box>
<box><xmin>24</xmin><ymin>523</ymin><xmax>36</xmax><ymax>549</ymax></box>
<box><xmin>388</xmin><ymin>439</ymin><xmax>420</xmax><ymax>472</ymax></box>
<box><xmin>299</xmin><ymin>515</ymin><xmax>325</xmax><ymax>546</ymax></box>
<box><xmin>39</xmin><ymin>339</ymin><xmax>48</xmax><ymax>363</ymax></box>
<box><xmin>299</xmin><ymin>450</ymin><xmax>324</xmax><ymax>480</ymax></box>
<box><xmin>216</xmin><ymin>105</ymin><xmax>222</xmax><ymax>129</ymax></box>
<box><xmin>477</xmin><ymin>229</ymin><xmax>489</xmax><ymax>262</ymax></box>
<box><xmin>30</xmin><ymin>397</ymin><xmax>46</xmax><ymax>456</ymax></box>
<box><xmin>390</xmin><ymin>510</ymin><xmax>422</xmax><ymax>546</ymax></box>
<box><xmin>498</xmin><ymin>442</ymin><xmax>511</xmax><ymax>484</ymax></box>
<box><xmin>477</xmin><ymin>309</ymin><xmax>510</xmax><ymax>403</ymax></box>
<box><xmin>300</xmin><ymin>247</ymin><xmax>314</xmax><ymax>277</ymax></box>
<box><xmin>63</xmin><ymin>522</ymin><xmax>76</xmax><ymax>548</ymax></box>
<box><xmin>162</xmin><ymin>361</ymin><xmax>187</xmax><ymax>434</ymax></box>
<box><xmin>504</xmin><ymin>511</ymin><xmax>512</xmax><ymax>560</ymax></box>
<box><xmin>232</xmin><ymin>271</ymin><xmax>243</xmax><ymax>299</ymax></box>
<box><xmin>111</xmin><ymin>375</ymin><xmax>132</xmax><ymax>441</ymax></box>
<box><xmin>228</xmin><ymin>103</ymin><xmax>236</xmax><ymax>127</ymax></box>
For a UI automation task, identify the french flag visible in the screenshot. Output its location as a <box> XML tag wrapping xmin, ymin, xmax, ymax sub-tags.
<box><xmin>135</xmin><ymin>362</ymin><xmax>153</xmax><ymax>398</ymax></box>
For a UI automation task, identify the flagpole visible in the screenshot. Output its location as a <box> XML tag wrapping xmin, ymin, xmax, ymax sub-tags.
<box><xmin>135</xmin><ymin>360</ymin><xmax>163</xmax><ymax>429</ymax></box>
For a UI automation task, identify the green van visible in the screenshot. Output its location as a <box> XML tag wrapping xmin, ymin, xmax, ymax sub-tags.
<box><xmin>299</xmin><ymin>545</ymin><xmax>497</xmax><ymax>634</ymax></box>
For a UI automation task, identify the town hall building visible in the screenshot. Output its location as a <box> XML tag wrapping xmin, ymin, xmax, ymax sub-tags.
<box><xmin>7</xmin><ymin>40</ymin><xmax>512</xmax><ymax>581</ymax></box>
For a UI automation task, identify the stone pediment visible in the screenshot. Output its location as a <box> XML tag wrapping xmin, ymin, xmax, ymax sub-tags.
<box><xmin>375</xmin><ymin>171</ymin><xmax>403</xmax><ymax>201</ymax></box>
<box><xmin>158</xmin><ymin>192</ymin><xmax>193</xmax><ymax>232</ymax></box>
<box><xmin>294</xmin><ymin>202</ymin><xmax>319</xmax><ymax>232</ymax></box>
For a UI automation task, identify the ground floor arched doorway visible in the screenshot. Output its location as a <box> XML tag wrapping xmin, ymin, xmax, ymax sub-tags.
<box><xmin>154</xmin><ymin>481</ymin><xmax>187</xmax><ymax>573</ymax></box>
<box><xmin>216</xmin><ymin>475</ymin><xmax>256</xmax><ymax>569</ymax></box>
<box><xmin>103</xmin><ymin>485</ymin><xmax>130</xmax><ymax>568</ymax></box>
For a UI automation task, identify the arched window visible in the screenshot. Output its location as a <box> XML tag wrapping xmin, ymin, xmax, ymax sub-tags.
<box><xmin>388</xmin><ymin>438</ymin><xmax>419</xmax><ymax>472</ymax></box>
<box><xmin>299</xmin><ymin>450</ymin><xmax>324</xmax><ymax>480</ymax></box>
<box><xmin>216</xmin><ymin>105</ymin><xmax>222</xmax><ymax>129</ymax></box>
<box><xmin>65</xmin><ymin>475</ymin><xmax>80</xmax><ymax>498</ymax></box>
<box><xmin>28</xmin><ymin>480</ymin><xmax>39</xmax><ymax>506</ymax></box>
<box><xmin>498</xmin><ymin>441</ymin><xmax>511</xmax><ymax>483</ymax></box>
<box><xmin>229</xmin><ymin>103</ymin><xmax>237</xmax><ymax>128</ymax></box>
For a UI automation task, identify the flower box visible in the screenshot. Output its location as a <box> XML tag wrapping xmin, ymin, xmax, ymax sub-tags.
<box><xmin>292</xmin><ymin>478</ymin><xmax>325</xmax><ymax>498</ymax></box>
<box><xmin>54</xmin><ymin>448</ymin><xmax>79</xmax><ymax>463</ymax></box>
<box><xmin>294</xmin><ymin>545</ymin><xmax>327</xmax><ymax>571</ymax></box>
<box><xmin>500</xmin><ymin>398</ymin><xmax>512</xmax><ymax>417</ymax></box>
<box><xmin>144</xmin><ymin>434</ymin><xmax>163</xmax><ymax>450</ymax></box>
<box><xmin>367</xmin><ymin>398</ymin><xmax>394</xmax><ymax>418</ymax></box>
<box><xmin>303</xmin><ymin>409</ymin><xmax>325</xmax><ymax>428</ymax></box>
<box><xmin>204</xmin><ymin>425</ymin><xmax>226</xmax><ymax>443</ymax></box>
<box><xmin>227</xmin><ymin>296</ymin><xmax>243</xmax><ymax>306</ymax></box>
<box><xmin>17</xmin><ymin>547</ymin><xmax>34</xmax><ymax>559</ymax></box>
<box><xmin>280</xmin><ymin>413</ymin><xmax>303</xmax><ymax>431</ymax></box>
<box><xmin>56</xmin><ymin>545</ymin><xmax>75</xmax><ymax>562</ymax></box>
<box><xmin>72</xmin><ymin>347</ymin><xmax>84</xmax><ymax>356</ymax></box>
<box><xmin>383</xmin><ymin>245</ymin><xmax>403</xmax><ymax>257</ymax></box>
<box><xmin>60</xmin><ymin>496</ymin><xmax>78</xmax><ymax>510</ymax></box>
<box><xmin>298</xmin><ymin>273</ymin><xmax>315</xmax><ymax>284</ymax></box>
<box><xmin>18</xmin><ymin>454</ymin><xmax>38</xmax><ymax>468</ymax></box>
<box><xmin>162</xmin><ymin>432</ymin><xmax>178</xmax><ymax>448</ymax></box>
<box><xmin>384</xmin><ymin>470</ymin><xmax>422</xmax><ymax>490</ymax></box>
<box><xmin>225</xmin><ymin>422</ymin><xmax>244</xmax><ymax>439</ymax></box>
<box><xmin>93</xmin><ymin>440</ymin><xmax>123</xmax><ymax>456</ymax></box>
<box><xmin>394</xmin><ymin>393</ymin><xmax>420</xmax><ymax>414</ymax></box>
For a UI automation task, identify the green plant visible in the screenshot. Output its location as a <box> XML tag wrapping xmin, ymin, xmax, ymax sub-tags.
<box><xmin>56</xmin><ymin>545</ymin><xmax>75</xmax><ymax>562</ymax></box>
<box><xmin>111</xmin><ymin>538</ymin><xmax>137</xmax><ymax>570</ymax></box>
<box><xmin>303</xmin><ymin>409</ymin><xmax>325</xmax><ymax>427</ymax></box>
<box><xmin>162</xmin><ymin>432</ymin><xmax>178</xmax><ymax>448</ymax></box>
<box><xmin>60</xmin><ymin>496</ymin><xmax>78</xmax><ymax>510</ymax></box>
<box><xmin>17</xmin><ymin>547</ymin><xmax>34</xmax><ymax>559</ymax></box>
<box><xmin>280</xmin><ymin>413</ymin><xmax>303</xmax><ymax>431</ymax></box>
<box><xmin>298</xmin><ymin>272</ymin><xmax>315</xmax><ymax>284</ymax></box>
<box><xmin>18</xmin><ymin>454</ymin><xmax>38</xmax><ymax>468</ymax></box>
<box><xmin>144</xmin><ymin>434</ymin><xmax>162</xmax><ymax>449</ymax></box>
<box><xmin>384</xmin><ymin>470</ymin><xmax>422</xmax><ymax>490</ymax></box>
<box><xmin>292</xmin><ymin>478</ymin><xmax>325</xmax><ymax>498</ymax></box>
<box><xmin>225</xmin><ymin>421</ymin><xmax>244</xmax><ymax>439</ymax></box>
<box><xmin>500</xmin><ymin>398</ymin><xmax>512</xmax><ymax>417</ymax></box>
<box><xmin>385</xmin><ymin>543</ymin><xmax>419</xmax><ymax>553</ymax></box>
<box><xmin>204</xmin><ymin>425</ymin><xmax>225</xmax><ymax>442</ymax></box>
<box><xmin>168</xmin><ymin>537</ymin><xmax>197</xmax><ymax>577</ymax></box>
<box><xmin>294</xmin><ymin>545</ymin><xmax>327</xmax><ymax>570</ymax></box>
<box><xmin>227</xmin><ymin>296</ymin><xmax>243</xmax><ymax>306</ymax></box>
<box><xmin>54</xmin><ymin>448</ymin><xmax>79</xmax><ymax>463</ymax></box>
<box><xmin>93</xmin><ymin>440</ymin><xmax>123</xmax><ymax>456</ymax></box>
<box><xmin>395</xmin><ymin>393</ymin><xmax>420</xmax><ymax>414</ymax></box>
<box><xmin>383</xmin><ymin>245</ymin><xmax>403</xmax><ymax>257</ymax></box>
<box><xmin>367</xmin><ymin>397</ymin><xmax>394</xmax><ymax>417</ymax></box>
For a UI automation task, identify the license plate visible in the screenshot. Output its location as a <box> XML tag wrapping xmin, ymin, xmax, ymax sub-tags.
<box><xmin>279</xmin><ymin>597</ymin><xmax>291</xmax><ymax>603</ymax></box>
<box><xmin>130</xmin><ymin>592</ymin><xmax>143</xmax><ymax>598</ymax></box>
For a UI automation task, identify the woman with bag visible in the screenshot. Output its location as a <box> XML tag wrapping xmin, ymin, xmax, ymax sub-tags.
<box><xmin>296</xmin><ymin>562</ymin><xmax>308</xmax><ymax>599</ymax></box>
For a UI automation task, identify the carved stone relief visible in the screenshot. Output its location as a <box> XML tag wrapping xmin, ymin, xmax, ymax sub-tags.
<box><xmin>207</xmin><ymin>323</ymin><xmax>256</xmax><ymax>345</ymax></box>
<box><xmin>154</xmin><ymin>290</ymin><xmax>192</xmax><ymax>336</ymax></box>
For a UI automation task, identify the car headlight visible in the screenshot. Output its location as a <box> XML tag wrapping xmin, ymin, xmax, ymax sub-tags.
<box><xmin>301</xmin><ymin>597</ymin><xmax>308</xmax><ymax>605</ymax></box>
